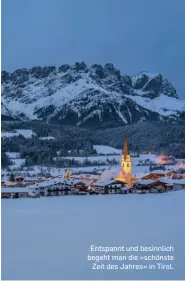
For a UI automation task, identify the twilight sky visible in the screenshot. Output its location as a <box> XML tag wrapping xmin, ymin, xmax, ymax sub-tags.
<box><xmin>2</xmin><ymin>0</ymin><xmax>185</xmax><ymax>98</ymax></box>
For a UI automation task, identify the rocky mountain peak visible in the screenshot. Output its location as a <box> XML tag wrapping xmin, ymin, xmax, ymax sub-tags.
<box><xmin>132</xmin><ymin>72</ymin><xmax>178</xmax><ymax>99</ymax></box>
<box><xmin>1</xmin><ymin>62</ymin><xmax>184</xmax><ymax>128</ymax></box>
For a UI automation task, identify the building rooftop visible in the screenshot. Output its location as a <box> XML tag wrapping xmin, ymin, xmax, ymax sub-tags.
<box><xmin>1</xmin><ymin>187</ymin><xmax>30</xmax><ymax>193</ymax></box>
<box><xmin>159</xmin><ymin>178</ymin><xmax>185</xmax><ymax>185</ymax></box>
<box><xmin>134</xmin><ymin>179</ymin><xmax>157</xmax><ymax>185</ymax></box>
<box><xmin>94</xmin><ymin>179</ymin><xmax>120</xmax><ymax>187</ymax></box>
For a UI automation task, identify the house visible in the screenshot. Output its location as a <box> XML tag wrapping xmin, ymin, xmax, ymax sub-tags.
<box><xmin>29</xmin><ymin>178</ymin><xmax>83</xmax><ymax>196</ymax></box>
<box><xmin>28</xmin><ymin>179</ymin><xmax>62</xmax><ymax>196</ymax></box>
<box><xmin>88</xmin><ymin>189</ymin><xmax>99</xmax><ymax>195</ymax></box>
<box><xmin>166</xmin><ymin>170</ymin><xmax>179</xmax><ymax>177</ymax></box>
<box><xmin>1</xmin><ymin>187</ymin><xmax>30</xmax><ymax>199</ymax></box>
<box><xmin>120</xmin><ymin>187</ymin><xmax>132</xmax><ymax>194</ymax></box>
<box><xmin>71</xmin><ymin>188</ymin><xmax>83</xmax><ymax>195</ymax></box>
<box><xmin>141</xmin><ymin>172</ymin><xmax>166</xmax><ymax>181</ymax></box>
<box><xmin>149</xmin><ymin>165</ymin><xmax>165</xmax><ymax>172</ymax></box>
<box><xmin>47</xmin><ymin>186</ymin><xmax>72</xmax><ymax>196</ymax></box>
<box><xmin>24</xmin><ymin>177</ymin><xmax>41</xmax><ymax>184</ymax></box>
<box><xmin>73</xmin><ymin>180</ymin><xmax>90</xmax><ymax>191</ymax></box>
<box><xmin>15</xmin><ymin>177</ymin><xmax>25</xmax><ymax>184</ymax></box>
<box><xmin>172</xmin><ymin>179</ymin><xmax>185</xmax><ymax>191</ymax></box>
<box><xmin>157</xmin><ymin>178</ymin><xmax>181</xmax><ymax>191</ymax></box>
<box><xmin>150</xmin><ymin>185</ymin><xmax>165</xmax><ymax>193</ymax></box>
<box><xmin>134</xmin><ymin>179</ymin><xmax>157</xmax><ymax>186</ymax></box>
<box><xmin>5</xmin><ymin>177</ymin><xmax>25</xmax><ymax>187</ymax></box>
<box><xmin>133</xmin><ymin>179</ymin><xmax>171</xmax><ymax>193</ymax></box>
<box><xmin>75</xmin><ymin>190</ymin><xmax>87</xmax><ymax>195</ymax></box>
<box><xmin>29</xmin><ymin>186</ymin><xmax>40</xmax><ymax>197</ymax></box>
<box><xmin>93</xmin><ymin>180</ymin><xmax>125</xmax><ymax>194</ymax></box>
<box><xmin>133</xmin><ymin>180</ymin><xmax>157</xmax><ymax>193</ymax></box>
<box><xmin>4</xmin><ymin>181</ymin><xmax>20</xmax><ymax>187</ymax></box>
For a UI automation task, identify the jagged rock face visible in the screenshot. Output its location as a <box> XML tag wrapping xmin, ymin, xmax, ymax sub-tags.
<box><xmin>1</xmin><ymin>63</ymin><xmax>184</xmax><ymax>128</ymax></box>
<box><xmin>132</xmin><ymin>72</ymin><xmax>178</xmax><ymax>99</ymax></box>
<box><xmin>1</xmin><ymin>102</ymin><xmax>16</xmax><ymax>121</ymax></box>
<box><xmin>49</xmin><ymin>89</ymin><xmax>161</xmax><ymax>129</ymax></box>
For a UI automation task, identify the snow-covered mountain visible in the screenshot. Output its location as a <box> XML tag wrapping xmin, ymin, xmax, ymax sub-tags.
<box><xmin>1</xmin><ymin>62</ymin><xmax>185</xmax><ymax>128</ymax></box>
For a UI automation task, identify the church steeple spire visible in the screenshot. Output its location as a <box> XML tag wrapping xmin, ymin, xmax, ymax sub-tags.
<box><xmin>115</xmin><ymin>138</ymin><xmax>133</xmax><ymax>187</ymax></box>
<box><xmin>123</xmin><ymin>138</ymin><xmax>128</xmax><ymax>160</ymax></box>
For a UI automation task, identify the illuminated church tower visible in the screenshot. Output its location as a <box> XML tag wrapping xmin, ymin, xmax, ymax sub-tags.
<box><xmin>121</xmin><ymin>138</ymin><xmax>132</xmax><ymax>176</ymax></box>
<box><xmin>115</xmin><ymin>138</ymin><xmax>133</xmax><ymax>187</ymax></box>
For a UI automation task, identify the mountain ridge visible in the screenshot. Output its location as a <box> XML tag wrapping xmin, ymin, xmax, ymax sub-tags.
<box><xmin>2</xmin><ymin>62</ymin><xmax>185</xmax><ymax>128</ymax></box>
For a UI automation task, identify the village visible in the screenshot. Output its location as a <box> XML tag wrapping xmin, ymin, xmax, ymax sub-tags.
<box><xmin>1</xmin><ymin>139</ymin><xmax>185</xmax><ymax>199</ymax></box>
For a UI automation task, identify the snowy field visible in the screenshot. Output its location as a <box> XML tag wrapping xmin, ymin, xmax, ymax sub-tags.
<box><xmin>1</xmin><ymin>129</ymin><xmax>35</xmax><ymax>138</ymax></box>
<box><xmin>5</xmin><ymin>152</ymin><xmax>20</xmax><ymax>159</ymax></box>
<box><xmin>2</xmin><ymin>191</ymin><xmax>185</xmax><ymax>280</ymax></box>
<box><xmin>2</xmin><ymin>161</ymin><xmax>180</xmax><ymax>182</ymax></box>
<box><xmin>93</xmin><ymin>145</ymin><xmax>121</xmax><ymax>155</ymax></box>
<box><xmin>9</xmin><ymin>158</ymin><xmax>26</xmax><ymax>169</ymax></box>
<box><xmin>60</xmin><ymin>155</ymin><xmax>121</xmax><ymax>164</ymax></box>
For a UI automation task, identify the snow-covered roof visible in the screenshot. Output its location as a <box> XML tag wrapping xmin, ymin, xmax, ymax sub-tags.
<box><xmin>100</xmin><ymin>167</ymin><xmax>120</xmax><ymax>180</ymax></box>
<box><xmin>134</xmin><ymin>179</ymin><xmax>157</xmax><ymax>185</ymax></box>
<box><xmin>89</xmin><ymin>175</ymin><xmax>99</xmax><ymax>179</ymax></box>
<box><xmin>3</xmin><ymin>181</ymin><xmax>21</xmax><ymax>186</ymax></box>
<box><xmin>1</xmin><ymin>187</ymin><xmax>30</xmax><ymax>193</ymax></box>
<box><xmin>158</xmin><ymin>178</ymin><xmax>174</xmax><ymax>184</ymax></box>
<box><xmin>94</xmin><ymin>179</ymin><xmax>118</xmax><ymax>187</ymax></box>
<box><xmin>24</xmin><ymin>177</ymin><xmax>40</xmax><ymax>181</ymax></box>
<box><xmin>28</xmin><ymin>179</ymin><xmax>62</xmax><ymax>189</ymax></box>
<box><xmin>159</xmin><ymin>178</ymin><xmax>185</xmax><ymax>185</ymax></box>
<box><xmin>134</xmin><ymin>173</ymin><xmax>150</xmax><ymax>179</ymax></box>
<box><xmin>148</xmin><ymin>171</ymin><xmax>166</xmax><ymax>175</ymax></box>
<box><xmin>72</xmin><ymin>174</ymin><xmax>98</xmax><ymax>180</ymax></box>
<box><xmin>73</xmin><ymin>179</ymin><xmax>90</xmax><ymax>186</ymax></box>
<box><xmin>173</xmin><ymin>179</ymin><xmax>185</xmax><ymax>185</ymax></box>
<box><xmin>28</xmin><ymin>178</ymin><xmax>91</xmax><ymax>189</ymax></box>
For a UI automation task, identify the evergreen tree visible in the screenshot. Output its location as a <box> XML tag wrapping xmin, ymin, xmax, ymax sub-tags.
<box><xmin>1</xmin><ymin>153</ymin><xmax>12</xmax><ymax>169</ymax></box>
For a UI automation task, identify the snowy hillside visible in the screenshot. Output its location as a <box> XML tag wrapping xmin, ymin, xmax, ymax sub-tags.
<box><xmin>2</xmin><ymin>63</ymin><xmax>185</xmax><ymax>128</ymax></box>
<box><xmin>1</xmin><ymin>129</ymin><xmax>35</xmax><ymax>138</ymax></box>
<box><xmin>2</xmin><ymin>190</ymin><xmax>185</xmax><ymax>280</ymax></box>
<box><xmin>93</xmin><ymin>145</ymin><xmax>121</xmax><ymax>155</ymax></box>
<box><xmin>5</xmin><ymin>152</ymin><xmax>20</xmax><ymax>159</ymax></box>
<box><xmin>126</xmin><ymin>94</ymin><xmax>185</xmax><ymax>117</ymax></box>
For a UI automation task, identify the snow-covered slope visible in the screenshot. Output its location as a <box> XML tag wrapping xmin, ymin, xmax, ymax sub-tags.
<box><xmin>126</xmin><ymin>94</ymin><xmax>185</xmax><ymax>116</ymax></box>
<box><xmin>1</xmin><ymin>101</ymin><xmax>15</xmax><ymax>120</ymax></box>
<box><xmin>5</xmin><ymin>152</ymin><xmax>20</xmax><ymax>159</ymax></box>
<box><xmin>1</xmin><ymin>129</ymin><xmax>35</xmax><ymax>138</ymax></box>
<box><xmin>2</xmin><ymin>63</ymin><xmax>185</xmax><ymax>127</ymax></box>
<box><xmin>93</xmin><ymin>145</ymin><xmax>121</xmax><ymax>155</ymax></box>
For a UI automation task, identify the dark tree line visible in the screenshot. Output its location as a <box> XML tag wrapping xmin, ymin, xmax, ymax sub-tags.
<box><xmin>2</xmin><ymin>120</ymin><xmax>185</xmax><ymax>168</ymax></box>
<box><xmin>1</xmin><ymin>153</ymin><xmax>13</xmax><ymax>169</ymax></box>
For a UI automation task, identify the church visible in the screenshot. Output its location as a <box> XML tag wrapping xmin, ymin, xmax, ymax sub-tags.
<box><xmin>115</xmin><ymin>138</ymin><xmax>133</xmax><ymax>187</ymax></box>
